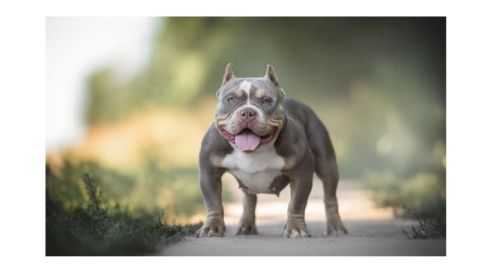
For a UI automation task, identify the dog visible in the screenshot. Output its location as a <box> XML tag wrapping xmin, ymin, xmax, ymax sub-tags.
<box><xmin>196</xmin><ymin>64</ymin><xmax>347</xmax><ymax>238</ymax></box>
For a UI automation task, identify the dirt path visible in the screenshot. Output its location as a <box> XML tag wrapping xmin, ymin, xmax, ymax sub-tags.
<box><xmin>159</xmin><ymin>179</ymin><xmax>446</xmax><ymax>256</ymax></box>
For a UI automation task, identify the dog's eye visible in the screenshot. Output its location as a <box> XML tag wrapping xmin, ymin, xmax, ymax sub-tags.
<box><xmin>262</xmin><ymin>97</ymin><xmax>273</xmax><ymax>105</ymax></box>
<box><xmin>227</xmin><ymin>97</ymin><xmax>237</xmax><ymax>104</ymax></box>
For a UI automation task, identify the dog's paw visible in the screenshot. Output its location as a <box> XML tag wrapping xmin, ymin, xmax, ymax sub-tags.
<box><xmin>236</xmin><ymin>219</ymin><xmax>258</xmax><ymax>235</ymax></box>
<box><xmin>325</xmin><ymin>213</ymin><xmax>348</xmax><ymax>236</ymax></box>
<box><xmin>196</xmin><ymin>216</ymin><xmax>225</xmax><ymax>238</ymax></box>
<box><xmin>283</xmin><ymin>216</ymin><xmax>311</xmax><ymax>238</ymax></box>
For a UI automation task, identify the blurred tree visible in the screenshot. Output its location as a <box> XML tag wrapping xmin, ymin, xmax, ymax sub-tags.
<box><xmin>86</xmin><ymin>17</ymin><xmax>445</xmax><ymax>180</ymax></box>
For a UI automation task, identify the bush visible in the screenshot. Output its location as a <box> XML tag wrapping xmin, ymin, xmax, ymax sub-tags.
<box><xmin>366</xmin><ymin>170</ymin><xmax>446</xmax><ymax>238</ymax></box>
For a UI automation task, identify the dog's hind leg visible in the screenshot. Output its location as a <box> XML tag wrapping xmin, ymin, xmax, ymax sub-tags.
<box><xmin>316</xmin><ymin>159</ymin><xmax>347</xmax><ymax>235</ymax></box>
<box><xmin>304</xmin><ymin>111</ymin><xmax>347</xmax><ymax>235</ymax></box>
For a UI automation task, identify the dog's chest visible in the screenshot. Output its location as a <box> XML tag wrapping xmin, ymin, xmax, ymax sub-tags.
<box><xmin>221</xmin><ymin>148</ymin><xmax>285</xmax><ymax>194</ymax></box>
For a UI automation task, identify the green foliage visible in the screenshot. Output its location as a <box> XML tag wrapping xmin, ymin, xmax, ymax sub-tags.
<box><xmin>46</xmin><ymin>164</ymin><xmax>201</xmax><ymax>256</ymax></box>
<box><xmin>366</xmin><ymin>168</ymin><xmax>446</xmax><ymax>238</ymax></box>
<box><xmin>46</xmin><ymin>157</ymin><xmax>205</xmax><ymax>219</ymax></box>
<box><xmin>86</xmin><ymin>68</ymin><xmax>129</xmax><ymax>125</ymax></box>
<box><xmin>89</xmin><ymin>18</ymin><xmax>445</xmax><ymax>122</ymax></box>
<box><xmin>86</xmin><ymin>17</ymin><xmax>445</xmax><ymax>179</ymax></box>
<box><xmin>367</xmin><ymin>171</ymin><xmax>445</xmax><ymax>218</ymax></box>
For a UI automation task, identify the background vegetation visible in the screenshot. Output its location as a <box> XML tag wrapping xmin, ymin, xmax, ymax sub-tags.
<box><xmin>47</xmin><ymin>17</ymin><xmax>446</xmax><ymax>254</ymax></box>
<box><xmin>87</xmin><ymin>18</ymin><xmax>445</xmax><ymax>176</ymax></box>
<box><xmin>46</xmin><ymin>163</ymin><xmax>200</xmax><ymax>255</ymax></box>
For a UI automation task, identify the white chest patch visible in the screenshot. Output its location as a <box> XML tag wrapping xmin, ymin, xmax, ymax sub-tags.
<box><xmin>221</xmin><ymin>147</ymin><xmax>285</xmax><ymax>194</ymax></box>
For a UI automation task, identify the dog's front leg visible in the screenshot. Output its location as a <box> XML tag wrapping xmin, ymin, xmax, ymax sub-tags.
<box><xmin>237</xmin><ymin>190</ymin><xmax>258</xmax><ymax>235</ymax></box>
<box><xmin>283</xmin><ymin>173</ymin><xmax>313</xmax><ymax>238</ymax></box>
<box><xmin>196</xmin><ymin>168</ymin><xmax>226</xmax><ymax>237</ymax></box>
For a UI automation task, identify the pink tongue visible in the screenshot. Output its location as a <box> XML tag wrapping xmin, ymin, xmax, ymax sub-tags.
<box><xmin>234</xmin><ymin>131</ymin><xmax>261</xmax><ymax>151</ymax></box>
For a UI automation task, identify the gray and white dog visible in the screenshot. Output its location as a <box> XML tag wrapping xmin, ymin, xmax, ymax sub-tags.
<box><xmin>196</xmin><ymin>64</ymin><xmax>347</xmax><ymax>238</ymax></box>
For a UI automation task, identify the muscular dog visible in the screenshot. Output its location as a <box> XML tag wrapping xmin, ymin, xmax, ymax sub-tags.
<box><xmin>196</xmin><ymin>64</ymin><xmax>347</xmax><ymax>238</ymax></box>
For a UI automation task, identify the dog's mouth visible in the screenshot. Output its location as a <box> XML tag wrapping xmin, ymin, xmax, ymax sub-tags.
<box><xmin>221</xmin><ymin>128</ymin><xmax>278</xmax><ymax>152</ymax></box>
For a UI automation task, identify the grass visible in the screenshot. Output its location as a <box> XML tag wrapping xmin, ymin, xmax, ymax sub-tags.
<box><xmin>46</xmin><ymin>164</ymin><xmax>201</xmax><ymax>256</ymax></box>
<box><xmin>401</xmin><ymin>206</ymin><xmax>446</xmax><ymax>239</ymax></box>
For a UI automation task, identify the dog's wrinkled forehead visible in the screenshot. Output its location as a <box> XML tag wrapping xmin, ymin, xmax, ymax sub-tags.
<box><xmin>216</xmin><ymin>64</ymin><xmax>285</xmax><ymax>107</ymax></box>
<box><xmin>218</xmin><ymin>78</ymin><xmax>279</xmax><ymax>100</ymax></box>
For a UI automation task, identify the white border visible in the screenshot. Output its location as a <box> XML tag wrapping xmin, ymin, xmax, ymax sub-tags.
<box><xmin>2</xmin><ymin>0</ymin><xmax>480</xmax><ymax>279</ymax></box>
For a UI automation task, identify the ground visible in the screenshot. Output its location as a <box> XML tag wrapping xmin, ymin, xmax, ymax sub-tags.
<box><xmin>158</xmin><ymin>178</ymin><xmax>446</xmax><ymax>256</ymax></box>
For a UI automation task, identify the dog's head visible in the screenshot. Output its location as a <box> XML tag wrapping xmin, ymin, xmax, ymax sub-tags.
<box><xmin>215</xmin><ymin>64</ymin><xmax>286</xmax><ymax>152</ymax></box>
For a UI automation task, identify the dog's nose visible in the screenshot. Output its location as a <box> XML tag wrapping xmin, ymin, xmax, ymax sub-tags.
<box><xmin>239</xmin><ymin>108</ymin><xmax>257</xmax><ymax>120</ymax></box>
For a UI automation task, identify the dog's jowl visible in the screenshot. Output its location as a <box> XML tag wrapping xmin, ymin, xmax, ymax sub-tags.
<box><xmin>197</xmin><ymin>64</ymin><xmax>347</xmax><ymax>238</ymax></box>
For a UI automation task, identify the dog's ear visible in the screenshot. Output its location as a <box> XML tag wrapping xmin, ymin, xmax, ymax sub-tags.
<box><xmin>265</xmin><ymin>65</ymin><xmax>286</xmax><ymax>98</ymax></box>
<box><xmin>265</xmin><ymin>64</ymin><xmax>280</xmax><ymax>86</ymax></box>
<box><xmin>222</xmin><ymin>63</ymin><xmax>235</xmax><ymax>85</ymax></box>
<box><xmin>217</xmin><ymin>63</ymin><xmax>235</xmax><ymax>97</ymax></box>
